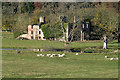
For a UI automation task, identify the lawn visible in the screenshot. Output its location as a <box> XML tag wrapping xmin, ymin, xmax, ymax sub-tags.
<box><xmin>2</xmin><ymin>50</ymin><xmax>118</xmax><ymax>78</ymax></box>
<box><xmin>1</xmin><ymin>32</ymin><xmax>119</xmax><ymax>78</ymax></box>
<box><xmin>2</xmin><ymin>32</ymin><xmax>109</xmax><ymax>49</ymax></box>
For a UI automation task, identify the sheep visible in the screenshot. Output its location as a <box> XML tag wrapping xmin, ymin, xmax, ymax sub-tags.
<box><xmin>116</xmin><ymin>58</ymin><xmax>118</xmax><ymax>60</ymax></box>
<box><xmin>105</xmin><ymin>56</ymin><xmax>108</xmax><ymax>58</ymax></box>
<box><xmin>52</xmin><ymin>54</ymin><xmax>57</xmax><ymax>56</ymax></box>
<box><xmin>58</xmin><ymin>54</ymin><xmax>65</xmax><ymax>57</ymax></box>
<box><xmin>58</xmin><ymin>54</ymin><xmax>60</xmax><ymax>56</ymax></box>
<box><xmin>47</xmin><ymin>54</ymin><xmax>51</xmax><ymax>57</ymax></box>
<box><xmin>37</xmin><ymin>54</ymin><xmax>40</xmax><ymax>56</ymax></box>
<box><xmin>50</xmin><ymin>55</ymin><xmax>54</xmax><ymax>58</ymax></box>
<box><xmin>110</xmin><ymin>58</ymin><xmax>114</xmax><ymax>61</ymax></box>
<box><xmin>62</xmin><ymin>53</ymin><xmax>65</xmax><ymax>57</ymax></box>
<box><xmin>58</xmin><ymin>55</ymin><xmax>63</xmax><ymax>57</ymax></box>
<box><xmin>41</xmin><ymin>54</ymin><xmax>45</xmax><ymax>57</ymax></box>
<box><xmin>114</xmin><ymin>58</ymin><xmax>118</xmax><ymax>60</ymax></box>
<box><xmin>76</xmin><ymin>53</ymin><xmax>79</xmax><ymax>55</ymax></box>
<box><xmin>38</xmin><ymin>54</ymin><xmax>44</xmax><ymax>57</ymax></box>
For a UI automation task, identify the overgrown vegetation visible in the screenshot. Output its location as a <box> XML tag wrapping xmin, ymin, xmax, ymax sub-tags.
<box><xmin>2</xmin><ymin>2</ymin><xmax>119</xmax><ymax>41</ymax></box>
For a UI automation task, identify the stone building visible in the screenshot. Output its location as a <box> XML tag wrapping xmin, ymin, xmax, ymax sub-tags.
<box><xmin>28</xmin><ymin>25</ymin><xmax>45</xmax><ymax>40</ymax></box>
<box><xmin>17</xmin><ymin>16</ymin><xmax>46</xmax><ymax>40</ymax></box>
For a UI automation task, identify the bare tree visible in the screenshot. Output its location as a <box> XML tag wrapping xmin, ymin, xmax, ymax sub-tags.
<box><xmin>60</xmin><ymin>16</ymin><xmax>82</xmax><ymax>47</ymax></box>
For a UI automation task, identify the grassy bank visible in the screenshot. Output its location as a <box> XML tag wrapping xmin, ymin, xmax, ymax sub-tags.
<box><xmin>2</xmin><ymin>50</ymin><xmax>118</xmax><ymax>78</ymax></box>
<box><xmin>2</xmin><ymin>32</ymin><xmax>106</xmax><ymax>49</ymax></box>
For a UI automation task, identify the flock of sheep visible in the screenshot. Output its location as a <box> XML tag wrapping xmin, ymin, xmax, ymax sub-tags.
<box><xmin>37</xmin><ymin>53</ymin><xmax>79</xmax><ymax>58</ymax></box>
<box><xmin>37</xmin><ymin>53</ymin><xmax>118</xmax><ymax>60</ymax></box>
<box><xmin>105</xmin><ymin>56</ymin><xmax>118</xmax><ymax>60</ymax></box>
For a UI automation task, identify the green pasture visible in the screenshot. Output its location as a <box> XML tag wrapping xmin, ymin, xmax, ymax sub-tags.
<box><xmin>2</xmin><ymin>50</ymin><xmax>118</xmax><ymax>78</ymax></box>
<box><xmin>1</xmin><ymin>32</ymin><xmax>119</xmax><ymax>78</ymax></box>
<box><xmin>2</xmin><ymin>32</ymin><xmax>119</xmax><ymax>49</ymax></box>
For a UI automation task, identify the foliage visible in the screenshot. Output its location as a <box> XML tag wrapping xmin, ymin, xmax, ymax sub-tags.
<box><xmin>41</xmin><ymin>21</ymin><xmax>68</xmax><ymax>39</ymax></box>
<box><xmin>13</xmin><ymin>13</ymin><xmax>31</xmax><ymax>38</ymax></box>
<box><xmin>30</xmin><ymin>9</ymin><xmax>43</xmax><ymax>25</ymax></box>
<box><xmin>41</xmin><ymin>24</ymin><xmax>52</xmax><ymax>39</ymax></box>
<box><xmin>2</xmin><ymin>2</ymin><xmax>35</xmax><ymax>31</ymax></box>
<box><xmin>91</xmin><ymin>4</ymin><xmax>119</xmax><ymax>39</ymax></box>
<box><xmin>2</xmin><ymin>2</ymin><xmax>17</xmax><ymax>31</ymax></box>
<box><xmin>2</xmin><ymin>2</ymin><xmax>119</xmax><ymax>40</ymax></box>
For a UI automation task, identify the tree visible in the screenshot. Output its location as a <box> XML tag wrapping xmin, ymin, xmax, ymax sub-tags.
<box><xmin>2</xmin><ymin>2</ymin><xmax>17</xmax><ymax>31</ymax></box>
<box><xmin>91</xmin><ymin>4</ymin><xmax>119</xmax><ymax>40</ymax></box>
<box><xmin>13</xmin><ymin>13</ymin><xmax>30</xmax><ymax>38</ymax></box>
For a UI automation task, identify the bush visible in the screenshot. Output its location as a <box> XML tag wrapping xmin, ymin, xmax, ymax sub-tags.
<box><xmin>41</xmin><ymin>21</ymin><xmax>66</xmax><ymax>39</ymax></box>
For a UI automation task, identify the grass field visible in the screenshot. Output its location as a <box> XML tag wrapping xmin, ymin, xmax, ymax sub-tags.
<box><xmin>2</xmin><ymin>50</ymin><xmax>118</xmax><ymax>78</ymax></box>
<box><xmin>2</xmin><ymin>32</ymin><xmax>119</xmax><ymax>49</ymax></box>
<box><xmin>1</xmin><ymin>32</ymin><xmax>119</xmax><ymax>78</ymax></box>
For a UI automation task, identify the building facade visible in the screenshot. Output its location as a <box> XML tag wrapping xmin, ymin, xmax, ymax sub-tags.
<box><xmin>28</xmin><ymin>25</ymin><xmax>45</xmax><ymax>40</ymax></box>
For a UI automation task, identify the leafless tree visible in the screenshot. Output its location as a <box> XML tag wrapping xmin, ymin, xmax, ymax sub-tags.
<box><xmin>60</xmin><ymin>16</ymin><xmax>82</xmax><ymax>47</ymax></box>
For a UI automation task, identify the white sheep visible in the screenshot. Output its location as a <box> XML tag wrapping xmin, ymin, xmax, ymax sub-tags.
<box><xmin>58</xmin><ymin>54</ymin><xmax>65</xmax><ymax>57</ymax></box>
<box><xmin>58</xmin><ymin>55</ymin><xmax>63</xmax><ymax>57</ymax></box>
<box><xmin>47</xmin><ymin>54</ymin><xmax>51</xmax><ymax>56</ymax></box>
<box><xmin>116</xmin><ymin>58</ymin><xmax>118</xmax><ymax>60</ymax></box>
<box><xmin>39</xmin><ymin>54</ymin><xmax>44</xmax><ymax>57</ymax></box>
<box><xmin>58</xmin><ymin>54</ymin><xmax>60</xmax><ymax>56</ymax></box>
<box><xmin>50</xmin><ymin>55</ymin><xmax>54</xmax><ymax>58</ymax></box>
<box><xmin>105</xmin><ymin>56</ymin><xmax>108</xmax><ymax>58</ymax></box>
<box><xmin>37</xmin><ymin>54</ymin><xmax>40</xmax><ymax>56</ymax></box>
<box><xmin>115</xmin><ymin>58</ymin><xmax>118</xmax><ymax>60</ymax></box>
<box><xmin>76</xmin><ymin>53</ymin><xmax>79</xmax><ymax>55</ymax></box>
<box><xmin>62</xmin><ymin>53</ymin><xmax>65</xmax><ymax>57</ymax></box>
<box><xmin>39</xmin><ymin>54</ymin><xmax>43</xmax><ymax>56</ymax></box>
<box><xmin>52</xmin><ymin>54</ymin><xmax>57</xmax><ymax>56</ymax></box>
<box><xmin>110</xmin><ymin>58</ymin><xmax>114</xmax><ymax>61</ymax></box>
<box><xmin>41</xmin><ymin>54</ymin><xmax>44</xmax><ymax>57</ymax></box>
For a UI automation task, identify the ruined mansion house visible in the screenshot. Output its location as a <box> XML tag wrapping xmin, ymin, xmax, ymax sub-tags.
<box><xmin>28</xmin><ymin>17</ymin><xmax>45</xmax><ymax>40</ymax></box>
<box><xmin>17</xmin><ymin>17</ymin><xmax>46</xmax><ymax>40</ymax></box>
<box><xmin>17</xmin><ymin>16</ymin><xmax>90</xmax><ymax>41</ymax></box>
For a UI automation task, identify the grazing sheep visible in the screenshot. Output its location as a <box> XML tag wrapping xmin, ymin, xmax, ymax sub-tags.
<box><xmin>38</xmin><ymin>54</ymin><xmax>44</xmax><ymax>57</ymax></box>
<box><xmin>58</xmin><ymin>55</ymin><xmax>63</xmax><ymax>57</ymax></box>
<box><xmin>110</xmin><ymin>58</ymin><xmax>114</xmax><ymax>61</ymax></box>
<box><xmin>114</xmin><ymin>58</ymin><xmax>118</xmax><ymax>60</ymax></box>
<box><xmin>47</xmin><ymin>54</ymin><xmax>51</xmax><ymax>56</ymax></box>
<box><xmin>62</xmin><ymin>53</ymin><xmax>65</xmax><ymax>57</ymax></box>
<box><xmin>41</xmin><ymin>54</ymin><xmax>44</xmax><ymax>57</ymax></box>
<box><xmin>105</xmin><ymin>56</ymin><xmax>108</xmax><ymax>58</ymax></box>
<box><xmin>52</xmin><ymin>54</ymin><xmax>57</xmax><ymax>56</ymax></box>
<box><xmin>37</xmin><ymin>54</ymin><xmax>40</xmax><ymax>56</ymax></box>
<box><xmin>76</xmin><ymin>53</ymin><xmax>79</xmax><ymax>55</ymax></box>
<box><xmin>50</xmin><ymin>55</ymin><xmax>54</xmax><ymax>58</ymax></box>
<box><xmin>116</xmin><ymin>58</ymin><xmax>118</xmax><ymax>60</ymax></box>
<box><xmin>58</xmin><ymin>54</ymin><xmax>65</xmax><ymax>57</ymax></box>
<box><xmin>58</xmin><ymin>54</ymin><xmax>61</xmax><ymax>57</ymax></box>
